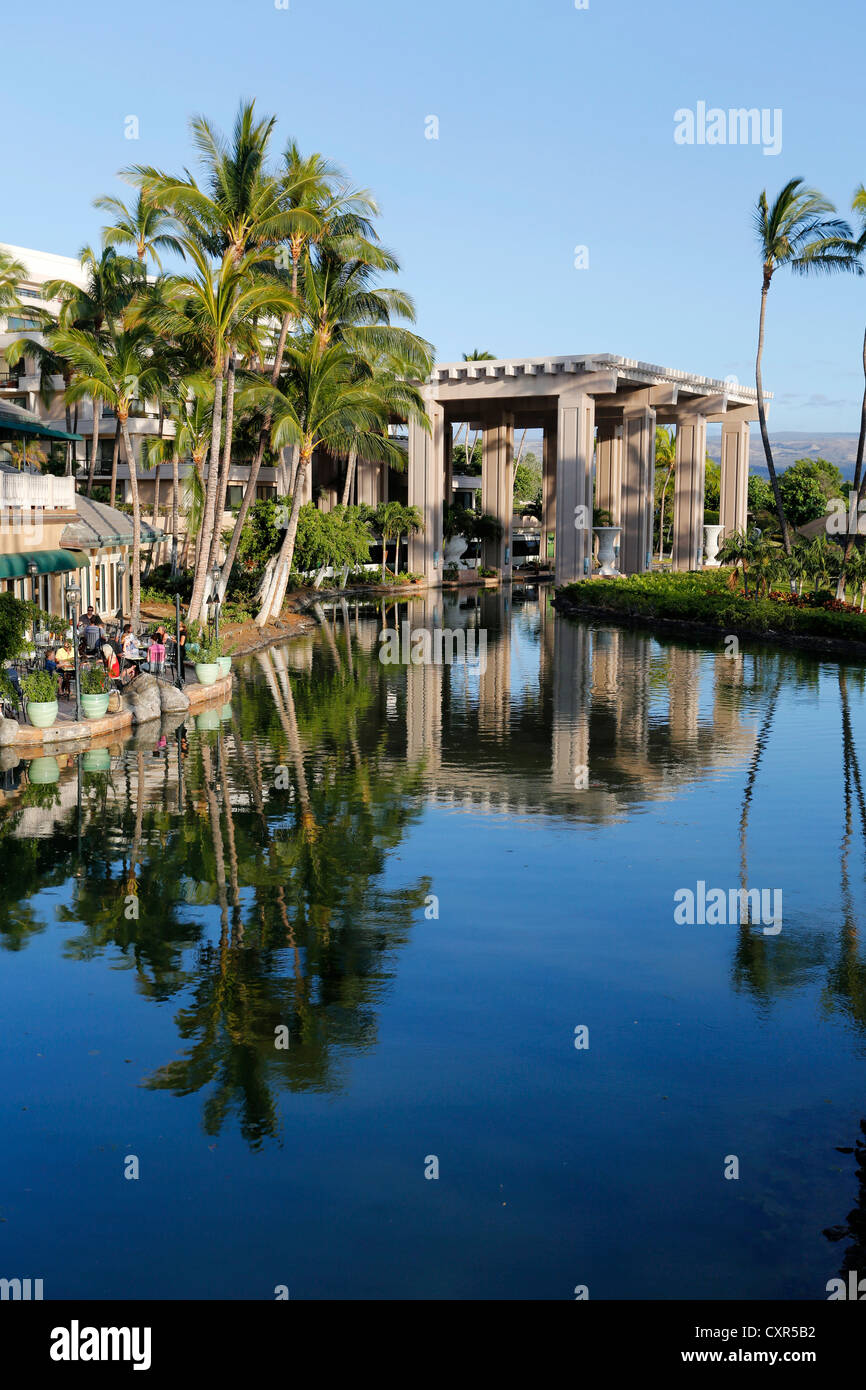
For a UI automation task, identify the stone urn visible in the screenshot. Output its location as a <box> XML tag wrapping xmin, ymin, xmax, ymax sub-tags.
<box><xmin>703</xmin><ymin>524</ymin><xmax>724</xmax><ymax>567</ymax></box>
<box><xmin>593</xmin><ymin>526</ymin><xmax>622</xmax><ymax>577</ymax></box>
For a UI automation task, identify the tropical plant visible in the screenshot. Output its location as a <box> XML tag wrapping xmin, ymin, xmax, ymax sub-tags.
<box><xmin>753</xmin><ymin>179</ymin><xmax>861</xmax><ymax>561</ymax></box>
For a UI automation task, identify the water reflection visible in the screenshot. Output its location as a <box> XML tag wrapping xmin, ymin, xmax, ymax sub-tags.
<box><xmin>1</xmin><ymin>585</ymin><xmax>866</xmax><ymax>1183</ymax></box>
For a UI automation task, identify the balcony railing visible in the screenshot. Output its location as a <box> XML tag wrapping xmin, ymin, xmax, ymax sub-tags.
<box><xmin>0</xmin><ymin>471</ymin><xmax>76</xmax><ymax>510</ymax></box>
<box><xmin>0</xmin><ymin>373</ymin><xmax>20</xmax><ymax>388</ymax></box>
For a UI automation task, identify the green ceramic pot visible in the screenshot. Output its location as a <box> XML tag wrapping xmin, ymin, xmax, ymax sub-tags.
<box><xmin>194</xmin><ymin>662</ymin><xmax>219</xmax><ymax>687</ymax></box>
<box><xmin>83</xmin><ymin>748</ymin><xmax>111</xmax><ymax>773</ymax></box>
<box><xmin>195</xmin><ymin>708</ymin><xmax>221</xmax><ymax>732</ymax></box>
<box><xmin>26</xmin><ymin>700</ymin><xmax>58</xmax><ymax>729</ymax></box>
<box><xmin>81</xmin><ymin>693</ymin><xmax>110</xmax><ymax>720</ymax></box>
<box><xmin>217</xmin><ymin>656</ymin><xmax>232</xmax><ymax>677</ymax></box>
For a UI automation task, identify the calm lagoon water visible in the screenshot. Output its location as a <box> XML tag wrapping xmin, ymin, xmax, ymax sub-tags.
<box><xmin>1</xmin><ymin>585</ymin><xmax>865</xmax><ymax>1300</ymax></box>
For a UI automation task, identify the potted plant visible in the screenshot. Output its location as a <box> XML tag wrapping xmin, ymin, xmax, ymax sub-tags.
<box><xmin>194</xmin><ymin>636</ymin><xmax>221</xmax><ymax>687</ymax></box>
<box><xmin>216</xmin><ymin>641</ymin><xmax>233</xmax><ymax>679</ymax></box>
<box><xmin>478</xmin><ymin>566</ymin><xmax>500</xmax><ymax>586</ymax></box>
<box><xmin>21</xmin><ymin>669</ymin><xmax>59</xmax><ymax>728</ymax></box>
<box><xmin>80</xmin><ymin>666</ymin><xmax>111</xmax><ymax>719</ymax></box>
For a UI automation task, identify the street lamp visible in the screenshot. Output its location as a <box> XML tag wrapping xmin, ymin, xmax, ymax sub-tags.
<box><xmin>26</xmin><ymin>558</ymin><xmax>38</xmax><ymax>648</ymax></box>
<box><xmin>207</xmin><ymin>563</ymin><xmax>222</xmax><ymax>644</ymax></box>
<box><xmin>115</xmin><ymin>558</ymin><xmax>126</xmax><ymax>625</ymax></box>
<box><xmin>65</xmin><ymin>578</ymin><xmax>82</xmax><ymax>721</ymax></box>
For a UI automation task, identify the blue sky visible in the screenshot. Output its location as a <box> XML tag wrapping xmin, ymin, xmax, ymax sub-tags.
<box><xmin>2</xmin><ymin>0</ymin><xmax>864</xmax><ymax>430</ymax></box>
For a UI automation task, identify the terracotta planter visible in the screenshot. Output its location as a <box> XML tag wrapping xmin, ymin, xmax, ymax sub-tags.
<box><xmin>81</xmin><ymin>693</ymin><xmax>110</xmax><ymax>720</ymax></box>
<box><xmin>26</xmin><ymin>700</ymin><xmax>58</xmax><ymax>729</ymax></box>
<box><xmin>195</xmin><ymin>662</ymin><xmax>219</xmax><ymax>687</ymax></box>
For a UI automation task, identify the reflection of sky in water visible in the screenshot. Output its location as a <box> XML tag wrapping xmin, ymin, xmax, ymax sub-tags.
<box><xmin>1</xmin><ymin>591</ymin><xmax>865</xmax><ymax>1299</ymax></box>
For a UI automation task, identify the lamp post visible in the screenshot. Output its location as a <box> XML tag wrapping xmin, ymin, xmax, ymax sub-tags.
<box><xmin>65</xmin><ymin>579</ymin><xmax>82</xmax><ymax>721</ymax></box>
<box><xmin>115</xmin><ymin>558</ymin><xmax>126</xmax><ymax>626</ymax></box>
<box><xmin>175</xmin><ymin>591</ymin><xmax>184</xmax><ymax>687</ymax></box>
<box><xmin>26</xmin><ymin>558</ymin><xmax>38</xmax><ymax>649</ymax></box>
<box><xmin>207</xmin><ymin>563</ymin><xmax>222</xmax><ymax>645</ymax></box>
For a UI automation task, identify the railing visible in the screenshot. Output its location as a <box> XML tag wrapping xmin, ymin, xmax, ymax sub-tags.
<box><xmin>0</xmin><ymin>373</ymin><xmax>19</xmax><ymax>388</ymax></box>
<box><xmin>0</xmin><ymin>472</ymin><xmax>76</xmax><ymax>509</ymax></box>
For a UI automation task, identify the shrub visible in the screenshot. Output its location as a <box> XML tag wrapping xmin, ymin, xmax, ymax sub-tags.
<box><xmin>478</xmin><ymin>566</ymin><xmax>498</xmax><ymax>579</ymax></box>
<box><xmin>21</xmin><ymin>670</ymin><xmax>59</xmax><ymax>703</ymax></box>
<box><xmin>81</xmin><ymin>667</ymin><xmax>110</xmax><ymax>695</ymax></box>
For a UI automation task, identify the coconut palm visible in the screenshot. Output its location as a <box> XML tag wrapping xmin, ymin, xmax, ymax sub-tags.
<box><xmin>462</xmin><ymin>349</ymin><xmax>496</xmax><ymax>360</ymax></box>
<box><xmin>249</xmin><ymin>341</ymin><xmax>418</xmax><ymax>626</ymax></box>
<box><xmin>0</xmin><ymin>247</ymin><xmax>26</xmax><ymax>318</ymax></box>
<box><xmin>138</xmin><ymin>241</ymin><xmax>294</xmax><ymax>619</ymax></box>
<box><xmin>837</xmin><ymin>186</ymin><xmax>866</xmax><ymax>599</ymax></box>
<box><xmin>43</xmin><ymin>244</ymin><xmax>140</xmax><ymax>496</ymax></box>
<box><xmin>753</xmin><ymin>180</ymin><xmax>861</xmax><ymax>561</ymax></box>
<box><xmin>382</xmin><ymin>502</ymin><xmax>423</xmax><ymax>578</ymax></box>
<box><xmin>53</xmin><ymin>324</ymin><xmax>168</xmax><ymax>626</ymax></box>
<box><xmin>655</xmin><ymin>426</ymin><xmax>677</xmax><ymax>561</ymax></box>
<box><xmin>94</xmin><ymin>190</ymin><xmax>184</xmax><ymax>269</ymax></box>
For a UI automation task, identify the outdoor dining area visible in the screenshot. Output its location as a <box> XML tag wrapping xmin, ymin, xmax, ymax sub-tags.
<box><xmin>0</xmin><ymin>571</ymin><xmax>185</xmax><ymax>728</ymax></box>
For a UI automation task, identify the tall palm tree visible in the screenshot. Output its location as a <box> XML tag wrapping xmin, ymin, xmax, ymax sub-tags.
<box><xmin>218</xmin><ymin>144</ymin><xmax>382</xmax><ymax>600</ymax></box>
<box><xmin>753</xmin><ymin>179</ymin><xmax>860</xmax><ymax>560</ymax></box>
<box><xmin>655</xmin><ymin>426</ymin><xmax>677</xmax><ymax>561</ymax></box>
<box><xmin>94</xmin><ymin>190</ymin><xmax>184</xmax><ymax>269</ymax></box>
<box><xmin>139</xmin><ymin>241</ymin><xmax>293</xmax><ymax>620</ymax></box>
<box><xmin>250</xmin><ymin>341</ymin><xmax>417</xmax><ymax>626</ymax></box>
<box><xmin>0</xmin><ymin>247</ymin><xmax>26</xmax><ymax>318</ymax></box>
<box><xmin>54</xmin><ymin>324</ymin><xmax>167</xmax><ymax>626</ymax></box>
<box><xmin>43</xmin><ymin>243</ymin><xmax>140</xmax><ymax>496</ymax></box>
<box><xmin>462</xmin><ymin>349</ymin><xmax>496</xmax><ymax>360</ymax></box>
<box><xmin>837</xmin><ymin>186</ymin><xmax>866</xmax><ymax>598</ymax></box>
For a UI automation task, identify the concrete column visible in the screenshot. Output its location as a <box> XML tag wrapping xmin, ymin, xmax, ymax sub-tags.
<box><xmin>672</xmin><ymin>414</ymin><xmax>707</xmax><ymax>571</ymax></box>
<box><xmin>408</xmin><ymin>401</ymin><xmax>445</xmax><ymax>584</ymax></box>
<box><xmin>356</xmin><ymin>457</ymin><xmax>384</xmax><ymax>506</ymax></box>
<box><xmin>618</xmin><ymin>631</ymin><xmax>650</xmax><ymax>752</ymax></box>
<box><xmin>720</xmin><ymin>419</ymin><xmax>750</xmax><ymax>539</ymax></box>
<box><xmin>541</xmin><ymin>416</ymin><xmax>557</xmax><ymax>567</ymax></box>
<box><xmin>554</xmin><ymin>393</ymin><xmax>596</xmax><ymax>585</ymax></box>
<box><xmin>481</xmin><ymin>413</ymin><xmax>514</xmax><ymax>576</ymax></box>
<box><xmin>478</xmin><ymin>596</ymin><xmax>510</xmax><ymax>737</ymax></box>
<box><xmin>595</xmin><ymin>421</ymin><xmax>623</xmax><ymax>526</ymax></box>
<box><xmin>620</xmin><ymin>404</ymin><xmax>655</xmax><ymax>576</ymax></box>
<box><xmin>444</xmin><ymin>423</ymin><xmax>453</xmax><ymax>509</ymax></box>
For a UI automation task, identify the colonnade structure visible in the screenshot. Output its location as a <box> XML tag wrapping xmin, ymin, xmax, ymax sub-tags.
<box><xmin>401</xmin><ymin>354</ymin><xmax>766</xmax><ymax>585</ymax></box>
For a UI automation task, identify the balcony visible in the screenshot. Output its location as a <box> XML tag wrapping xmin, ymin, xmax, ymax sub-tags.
<box><xmin>0</xmin><ymin>470</ymin><xmax>76</xmax><ymax>511</ymax></box>
<box><xmin>0</xmin><ymin>373</ymin><xmax>19</xmax><ymax>389</ymax></box>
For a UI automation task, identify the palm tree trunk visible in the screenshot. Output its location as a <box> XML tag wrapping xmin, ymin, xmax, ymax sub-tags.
<box><xmin>188</xmin><ymin>369</ymin><xmax>224</xmax><ymax>622</ymax></box>
<box><xmin>658</xmin><ymin>462</ymin><xmax>674</xmax><ymax>561</ymax></box>
<box><xmin>170</xmin><ymin>454</ymin><xmax>180</xmax><ymax>576</ymax></box>
<box><xmin>340</xmin><ymin>449</ymin><xmax>358</xmax><ymax>507</ymax></box>
<box><xmin>219</xmin><ymin>309</ymin><xmax>294</xmax><ymax>601</ymax></box>
<box><xmin>756</xmin><ymin>273</ymin><xmax>793</xmax><ymax>564</ymax></box>
<box><xmin>64</xmin><ymin>398</ymin><xmax>72</xmax><ymax>475</ymax></box>
<box><xmin>255</xmin><ymin>447</ymin><xmax>309</xmax><ymax>627</ymax></box>
<box><xmin>837</xmin><ymin>324</ymin><xmax>866</xmax><ymax>598</ymax></box>
<box><xmin>208</xmin><ymin>356</ymin><xmax>236</xmax><ymax>576</ymax></box>
<box><xmin>120</xmin><ymin>416</ymin><xmax>142</xmax><ymax>628</ymax></box>
<box><xmin>108</xmin><ymin>421</ymin><xmax>121</xmax><ymax>509</ymax></box>
<box><xmin>87</xmin><ymin>398</ymin><xmax>100</xmax><ymax>497</ymax></box>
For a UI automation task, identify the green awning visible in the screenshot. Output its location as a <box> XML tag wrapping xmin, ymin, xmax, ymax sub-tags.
<box><xmin>0</xmin><ymin>401</ymin><xmax>83</xmax><ymax>443</ymax></box>
<box><xmin>0</xmin><ymin>549</ymin><xmax>88</xmax><ymax>579</ymax></box>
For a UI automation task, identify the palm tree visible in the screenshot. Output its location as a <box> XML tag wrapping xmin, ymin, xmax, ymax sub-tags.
<box><xmin>462</xmin><ymin>349</ymin><xmax>496</xmax><ymax>360</ymax></box>
<box><xmin>837</xmin><ymin>186</ymin><xmax>866</xmax><ymax>599</ymax></box>
<box><xmin>43</xmin><ymin>243</ymin><xmax>140</xmax><ymax>496</ymax></box>
<box><xmin>54</xmin><ymin>324</ymin><xmax>167</xmax><ymax>626</ymax></box>
<box><xmin>0</xmin><ymin>247</ymin><xmax>25</xmax><ymax>318</ymax></box>
<box><xmin>250</xmin><ymin>341</ymin><xmax>415</xmax><ymax>626</ymax></box>
<box><xmin>385</xmin><ymin>502</ymin><xmax>423</xmax><ymax>578</ymax></box>
<box><xmin>655</xmin><ymin>426</ymin><xmax>677</xmax><ymax>561</ymax></box>
<box><xmin>753</xmin><ymin>180</ymin><xmax>860</xmax><ymax>561</ymax></box>
<box><xmin>139</xmin><ymin>241</ymin><xmax>294</xmax><ymax>620</ymax></box>
<box><xmin>94</xmin><ymin>190</ymin><xmax>184</xmax><ymax>269</ymax></box>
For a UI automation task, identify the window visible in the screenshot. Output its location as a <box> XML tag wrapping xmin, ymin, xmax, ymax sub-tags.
<box><xmin>16</xmin><ymin>287</ymin><xmax>40</xmax><ymax>300</ymax></box>
<box><xmin>6</xmin><ymin>317</ymin><xmax>39</xmax><ymax>331</ymax></box>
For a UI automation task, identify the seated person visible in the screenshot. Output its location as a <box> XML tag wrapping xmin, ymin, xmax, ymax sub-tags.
<box><xmin>121</xmin><ymin>624</ymin><xmax>140</xmax><ymax>675</ymax></box>
<box><xmin>102</xmin><ymin>642</ymin><xmax>121</xmax><ymax>680</ymax></box>
<box><xmin>44</xmin><ymin>648</ymin><xmax>58</xmax><ymax>675</ymax></box>
<box><xmin>82</xmin><ymin>615</ymin><xmax>104</xmax><ymax>655</ymax></box>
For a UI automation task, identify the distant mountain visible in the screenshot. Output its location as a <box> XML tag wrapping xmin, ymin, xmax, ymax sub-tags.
<box><xmin>706</xmin><ymin>432</ymin><xmax>861</xmax><ymax>478</ymax></box>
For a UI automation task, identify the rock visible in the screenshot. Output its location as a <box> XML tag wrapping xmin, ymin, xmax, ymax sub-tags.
<box><xmin>159</xmin><ymin>681</ymin><xmax>190</xmax><ymax>714</ymax></box>
<box><xmin>0</xmin><ymin>717</ymin><xmax>19</xmax><ymax>747</ymax></box>
<box><xmin>122</xmin><ymin>674</ymin><xmax>162</xmax><ymax>725</ymax></box>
